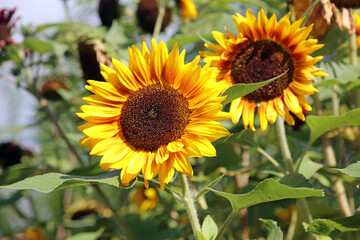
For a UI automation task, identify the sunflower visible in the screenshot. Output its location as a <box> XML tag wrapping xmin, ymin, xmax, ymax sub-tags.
<box><xmin>201</xmin><ymin>9</ymin><xmax>327</xmax><ymax>131</ymax></box>
<box><xmin>180</xmin><ymin>0</ymin><xmax>198</xmax><ymax>24</ymax></box>
<box><xmin>130</xmin><ymin>186</ymin><xmax>158</xmax><ymax>213</ymax></box>
<box><xmin>355</xmin><ymin>12</ymin><xmax>360</xmax><ymax>48</ymax></box>
<box><xmin>78</xmin><ymin>39</ymin><xmax>229</xmax><ymax>189</ymax></box>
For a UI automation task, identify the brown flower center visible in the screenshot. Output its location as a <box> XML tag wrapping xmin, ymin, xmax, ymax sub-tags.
<box><xmin>120</xmin><ymin>84</ymin><xmax>190</xmax><ymax>152</ymax></box>
<box><xmin>231</xmin><ymin>40</ymin><xmax>294</xmax><ymax>101</ymax></box>
<box><xmin>331</xmin><ymin>0</ymin><xmax>360</xmax><ymax>8</ymax></box>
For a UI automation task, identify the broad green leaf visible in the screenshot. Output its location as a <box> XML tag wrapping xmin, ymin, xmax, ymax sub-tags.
<box><xmin>318</xmin><ymin>61</ymin><xmax>360</xmax><ymax>84</ymax></box>
<box><xmin>0</xmin><ymin>165</ymin><xmax>48</xmax><ymax>186</ymax></box>
<box><xmin>202</xmin><ymin>215</ymin><xmax>218</xmax><ymax>240</ymax></box>
<box><xmin>0</xmin><ymin>170</ymin><xmax>136</xmax><ymax>193</ymax></box>
<box><xmin>196</xmin><ymin>231</ymin><xmax>208</xmax><ymax>240</ymax></box>
<box><xmin>207</xmin><ymin>173</ymin><xmax>323</xmax><ymax>212</ymax></box>
<box><xmin>307</xmin><ymin>213</ymin><xmax>360</xmax><ymax>235</ymax></box>
<box><xmin>196</xmin><ymin>174</ymin><xmax>224</xmax><ymax>201</ymax></box>
<box><xmin>307</xmin><ymin>109</ymin><xmax>360</xmax><ymax>144</ymax></box>
<box><xmin>219</xmin><ymin>130</ymin><xmax>256</xmax><ymax>147</ymax></box>
<box><xmin>260</xmin><ymin>219</ymin><xmax>283</xmax><ymax>240</ymax></box>
<box><xmin>221</xmin><ymin>71</ymin><xmax>287</xmax><ymax>105</ymax></box>
<box><xmin>337</xmin><ymin>161</ymin><xmax>360</xmax><ymax>178</ymax></box>
<box><xmin>105</xmin><ymin>21</ymin><xmax>129</xmax><ymax>45</ymax></box>
<box><xmin>23</xmin><ymin>38</ymin><xmax>54</xmax><ymax>55</ymax></box>
<box><xmin>297</xmin><ymin>155</ymin><xmax>323</xmax><ymax>179</ymax></box>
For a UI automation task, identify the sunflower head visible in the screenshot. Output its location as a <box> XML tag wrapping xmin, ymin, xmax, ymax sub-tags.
<box><xmin>201</xmin><ymin>9</ymin><xmax>328</xmax><ymax>131</ymax></box>
<box><xmin>331</xmin><ymin>0</ymin><xmax>360</xmax><ymax>9</ymax></box>
<box><xmin>179</xmin><ymin>0</ymin><xmax>198</xmax><ymax>24</ymax></box>
<box><xmin>77</xmin><ymin>39</ymin><xmax>229</xmax><ymax>189</ymax></box>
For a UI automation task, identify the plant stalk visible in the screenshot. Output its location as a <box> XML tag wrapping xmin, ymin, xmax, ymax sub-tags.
<box><xmin>153</xmin><ymin>0</ymin><xmax>166</xmax><ymax>40</ymax></box>
<box><xmin>275</xmin><ymin>117</ymin><xmax>314</xmax><ymax>226</ymax></box>
<box><xmin>215</xmin><ymin>211</ymin><xmax>238</xmax><ymax>240</ymax></box>
<box><xmin>179</xmin><ymin>173</ymin><xmax>202</xmax><ymax>237</ymax></box>
<box><xmin>312</xmin><ymin>94</ymin><xmax>352</xmax><ymax>217</ymax></box>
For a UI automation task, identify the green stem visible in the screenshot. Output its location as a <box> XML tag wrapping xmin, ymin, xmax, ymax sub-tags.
<box><xmin>179</xmin><ymin>173</ymin><xmax>201</xmax><ymax>237</ymax></box>
<box><xmin>275</xmin><ymin>117</ymin><xmax>295</xmax><ymax>173</ymax></box>
<box><xmin>256</xmin><ymin>147</ymin><xmax>287</xmax><ymax>175</ymax></box>
<box><xmin>153</xmin><ymin>0</ymin><xmax>166</xmax><ymax>40</ymax></box>
<box><xmin>215</xmin><ymin>211</ymin><xmax>238</xmax><ymax>240</ymax></box>
<box><xmin>275</xmin><ymin>117</ymin><xmax>314</xmax><ymax>226</ymax></box>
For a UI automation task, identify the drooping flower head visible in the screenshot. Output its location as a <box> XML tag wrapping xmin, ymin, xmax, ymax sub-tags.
<box><xmin>136</xmin><ymin>0</ymin><xmax>171</xmax><ymax>34</ymax></box>
<box><xmin>0</xmin><ymin>7</ymin><xmax>18</xmax><ymax>51</ymax></box>
<box><xmin>201</xmin><ymin>9</ymin><xmax>328</xmax><ymax>130</ymax></box>
<box><xmin>179</xmin><ymin>0</ymin><xmax>198</xmax><ymax>24</ymax></box>
<box><xmin>78</xmin><ymin>39</ymin><xmax>229</xmax><ymax>189</ymax></box>
<box><xmin>130</xmin><ymin>186</ymin><xmax>158</xmax><ymax>213</ymax></box>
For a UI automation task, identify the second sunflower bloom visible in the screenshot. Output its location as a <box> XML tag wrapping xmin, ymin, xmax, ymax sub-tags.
<box><xmin>201</xmin><ymin>9</ymin><xmax>328</xmax><ymax>131</ymax></box>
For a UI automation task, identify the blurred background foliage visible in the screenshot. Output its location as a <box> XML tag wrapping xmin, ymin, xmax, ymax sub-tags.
<box><xmin>0</xmin><ymin>0</ymin><xmax>360</xmax><ymax>239</ymax></box>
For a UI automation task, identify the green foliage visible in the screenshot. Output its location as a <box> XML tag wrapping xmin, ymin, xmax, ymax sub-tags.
<box><xmin>336</xmin><ymin>161</ymin><xmax>360</xmax><ymax>178</ymax></box>
<box><xmin>260</xmin><ymin>219</ymin><xmax>283</xmax><ymax>240</ymax></box>
<box><xmin>23</xmin><ymin>38</ymin><xmax>54</xmax><ymax>55</ymax></box>
<box><xmin>221</xmin><ymin>72</ymin><xmax>286</xmax><ymax>105</ymax></box>
<box><xmin>207</xmin><ymin>173</ymin><xmax>323</xmax><ymax>212</ymax></box>
<box><xmin>306</xmin><ymin>213</ymin><xmax>360</xmax><ymax>236</ymax></box>
<box><xmin>306</xmin><ymin>108</ymin><xmax>360</xmax><ymax>144</ymax></box>
<box><xmin>201</xmin><ymin>215</ymin><xmax>218</xmax><ymax>240</ymax></box>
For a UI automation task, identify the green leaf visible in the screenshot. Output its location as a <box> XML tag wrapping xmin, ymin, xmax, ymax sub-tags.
<box><xmin>196</xmin><ymin>174</ymin><xmax>224</xmax><ymax>201</ymax></box>
<box><xmin>336</xmin><ymin>161</ymin><xmax>360</xmax><ymax>178</ymax></box>
<box><xmin>0</xmin><ymin>170</ymin><xmax>136</xmax><ymax>193</ymax></box>
<box><xmin>105</xmin><ymin>21</ymin><xmax>129</xmax><ymax>45</ymax></box>
<box><xmin>307</xmin><ymin>213</ymin><xmax>360</xmax><ymax>235</ymax></box>
<box><xmin>260</xmin><ymin>219</ymin><xmax>283</xmax><ymax>240</ymax></box>
<box><xmin>207</xmin><ymin>173</ymin><xmax>323</xmax><ymax>212</ymax></box>
<box><xmin>66</xmin><ymin>228</ymin><xmax>104</xmax><ymax>240</ymax></box>
<box><xmin>318</xmin><ymin>61</ymin><xmax>360</xmax><ymax>84</ymax></box>
<box><xmin>307</xmin><ymin>109</ymin><xmax>360</xmax><ymax>144</ymax></box>
<box><xmin>297</xmin><ymin>155</ymin><xmax>323</xmax><ymax>179</ymax></box>
<box><xmin>202</xmin><ymin>215</ymin><xmax>218</xmax><ymax>240</ymax></box>
<box><xmin>219</xmin><ymin>130</ymin><xmax>256</xmax><ymax>147</ymax></box>
<box><xmin>23</xmin><ymin>38</ymin><xmax>54</xmax><ymax>55</ymax></box>
<box><xmin>221</xmin><ymin>71</ymin><xmax>287</xmax><ymax>106</ymax></box>
<box><xmin>196</xmin><ymin>230</ymin><xmax>208</xmax><ymax>240</ymax></box>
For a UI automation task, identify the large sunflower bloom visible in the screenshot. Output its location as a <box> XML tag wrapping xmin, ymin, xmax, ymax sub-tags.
<box><xmin>77</xmin><ymin>39</ymin><xmax>229</xmax><ymax>189</ymax></box>
<box><xmin>201</xmin><ymin>9</ymin><xmax>328</xmax><ymax>131</ymax></box>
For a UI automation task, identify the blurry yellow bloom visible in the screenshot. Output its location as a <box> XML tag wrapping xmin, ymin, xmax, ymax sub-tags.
<box><xmin>355</xmin><ymin>12</ymin><xmax>360</xmax><ymax>48</ymax></box>
<box><xmin>180</xmin><ymin>0</ymin><xmax>198</xmax><ymax>24</ymax></box>
<box><xmin>201</xmin><ymin>9</ymin><xmax>327</xmax><ymax>131</ymax></box>
<box><xmin>17</xmin><ymin>228</ymin><xmax>46</xmax><ymax>240</ymax></box>
<box><xmin>130</xmin><ymin>186</ymin><xmax>158</xmax><ymax>213</ymax></box>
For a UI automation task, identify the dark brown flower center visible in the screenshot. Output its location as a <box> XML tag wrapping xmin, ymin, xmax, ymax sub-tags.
<box><xmin>231</xmin><ymin>40</ymin><xmax>294</xmax><ymax>101</ymax></box>
<box><xmin>120</xmin><ymin>84</ymin><xmax>190</xmax><ymax>152</ymax></box>
<box><xmin>331</xmin><ymin>0</ymin><xmax>360</xmax><ymax>8</ymax></box>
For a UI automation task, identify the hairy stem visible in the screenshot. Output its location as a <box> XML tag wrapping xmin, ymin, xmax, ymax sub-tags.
<box><xmin>215</xmin><ymin>211</ymin><xmax>238</xmax><ymax>240</ymax></box>
<box><xmin>179</xmin><ymin>174</ymin><xmax>202</xmax><ymax>237</ymax></box>
<box><xmin>275</xmin><ymin>117</ymin><xmax>315</xmax><ymax>229</ymax></box>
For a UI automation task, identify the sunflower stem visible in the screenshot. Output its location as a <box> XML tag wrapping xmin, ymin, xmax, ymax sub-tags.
<box><xmin>215</xmin><ymin>211</ymin><xmax>238</xmax><ymax>240</ymax></box>
<box><xmin>256</xmin><ymin>147</ymin><xmax>287</xmax><ymax>175</ymax></box>
<box><xmin>275</xmin><ymin>117</ymin><xmax>315</xmax><ymax>229</ymax></box>
<box><xmin>179</xmin><ymin>173</ymin><xmax>202</xmax><ymax>237</ymax></box>
<box><xmin>153</xmin><ymin>0</ymin><xmax>166</xmax><ymax>40</ymax></box>
<box><xmin>349</xmin><ymin>30</ymin><xmax>360</xmax><ymax>108</ymax></box>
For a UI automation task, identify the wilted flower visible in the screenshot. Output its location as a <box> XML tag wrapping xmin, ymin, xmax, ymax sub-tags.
<box><xmin>136</xmin><ymin>0</ymin><xmax>171</xmax><ymax>34</ymax></box>
<box><xmin>0</xmin><ymin>8</ymin><xmax>18</xmax><ymax>51</ymax></box>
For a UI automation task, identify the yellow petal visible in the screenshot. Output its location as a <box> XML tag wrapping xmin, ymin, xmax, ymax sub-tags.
<box><xmin>173</xmin><ymin>152</ymin><xmax>193</xmax><ymax>177</ymax></box>
<box><xmin>167</xmin><ymin>141</ymin><xmax>184</xmax><ymax>153</ymax></box>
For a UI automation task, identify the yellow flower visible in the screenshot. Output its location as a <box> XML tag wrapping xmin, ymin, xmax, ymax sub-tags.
<box><xmin>180</xmin><ymin>0</ymin><xmax>198</xmax><ymax>24</ymax></box>
<box><xmin>78</xmin><ymin>39</ymin><xmax>229</xmax><ymax>189</ymax></box>
<box><xmin>130</xmin><ymin>186</ymin><xmax>158</xmax><ymax>213</ymax></box>
<box><xmin>201</xmin><ymin>9</ymin><xmax>328</xmax><ymax>131</ymax></box>
<box><xmin>19</xmin><ymin>228</ymin><xmax>46</xmax><ymax>240</ymax></box>
<box><xmin>355</xmin><ymin>12</ymin><xmax>360</xmax><ymax>48</ymax></box>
